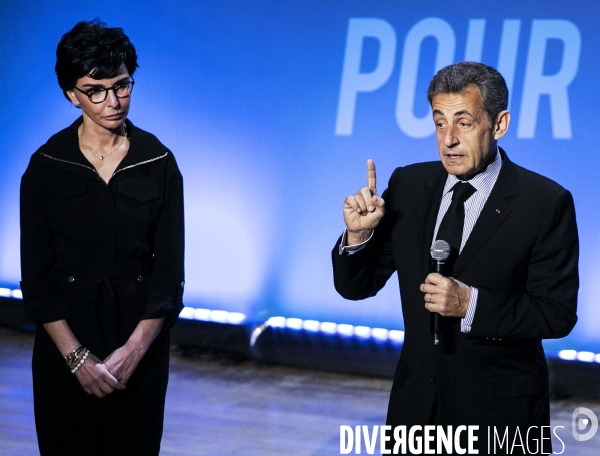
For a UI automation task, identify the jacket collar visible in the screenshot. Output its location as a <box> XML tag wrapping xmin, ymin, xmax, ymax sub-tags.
<box><xmin>36</xmin><ymin>117</ymin><xmax>169</xmax><ymax>180</ymax></box>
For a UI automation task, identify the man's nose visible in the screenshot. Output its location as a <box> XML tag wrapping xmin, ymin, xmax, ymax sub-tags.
<box><xmin>443</xmin><ymin>125</ymin><xmax>459</xmax><ymax>147</ymax></box>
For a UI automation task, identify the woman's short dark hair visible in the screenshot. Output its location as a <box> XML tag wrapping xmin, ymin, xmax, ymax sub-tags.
<box><xmin>55</xmin><ymin>19</ymin><xmax>138</xmax><ymax>101</ymax></box>
<box><xmin>427</xmin><ymin>62</ymin><xmax>508</xmax><ymax>126</ymax></box>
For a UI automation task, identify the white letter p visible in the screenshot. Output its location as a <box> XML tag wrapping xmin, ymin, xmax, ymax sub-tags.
<box><xmin>335</xmin><ymin>18</ymin><xmax>397</xmax><ymax>136</ymax></box>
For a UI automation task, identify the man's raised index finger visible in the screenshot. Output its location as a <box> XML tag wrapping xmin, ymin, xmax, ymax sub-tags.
<box><xmin>367</xmin><ymin>159</ymin><xmax>377</xmax><ymax>194</ymax></box>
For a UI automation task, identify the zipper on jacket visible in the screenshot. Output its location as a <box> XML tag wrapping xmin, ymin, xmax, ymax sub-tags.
<box><xmin>40</xmin><ymin>151</ymin><xmax>168</xmax><ymax>178</ymax></box>
<box><xmin>40</xmin><ymin>153</ymin><xmax>102</xmax><ymax>178</ymax></box>
<box><xmin>112</xmin><ymin>152</ymin><xmax>168</xmax><ymax>176</ymax></box>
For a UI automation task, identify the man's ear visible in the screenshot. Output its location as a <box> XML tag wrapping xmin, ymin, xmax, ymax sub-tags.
<box><xmin>493</xmin><ymin>110</ymin><xmax>510</xmax><ymax>140</ymax></box>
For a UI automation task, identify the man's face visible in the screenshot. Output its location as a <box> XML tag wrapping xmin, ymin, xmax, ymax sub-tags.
<box><xmin>431</xmin><ymin>86</ymin><xmax>501</xmax><ymax>180</ymax></box>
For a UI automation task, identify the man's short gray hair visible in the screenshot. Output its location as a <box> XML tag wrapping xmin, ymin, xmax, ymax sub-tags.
<box><xmin>427</xmin><ymin>62</ymin><xmax>508</xmax><ymax>126</ymax></box>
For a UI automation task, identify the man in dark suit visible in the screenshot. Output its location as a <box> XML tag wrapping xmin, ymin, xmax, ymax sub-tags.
<box><xmin>332</xmin><ymin>62</ymin><xmax>578</xmax><ymax>454</ymax></box>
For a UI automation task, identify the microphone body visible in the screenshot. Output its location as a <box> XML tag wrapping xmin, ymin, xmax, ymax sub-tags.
<box><xmin>430</xmin><ymin>240</ymin><xmax>451</xmax><ymax>345</ymax></box>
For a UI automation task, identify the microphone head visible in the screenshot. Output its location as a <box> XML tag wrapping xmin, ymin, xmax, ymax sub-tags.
<box><xmin>430</xmin><ymin>240</ymin><xmax>451</xmax><ymax>260</ymax></box>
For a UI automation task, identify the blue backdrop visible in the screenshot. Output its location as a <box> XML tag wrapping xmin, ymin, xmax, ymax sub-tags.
<box><xmin>0</xmin><ymin>1</ymin><xmax>598</xmax><ymax>353</ymax></box>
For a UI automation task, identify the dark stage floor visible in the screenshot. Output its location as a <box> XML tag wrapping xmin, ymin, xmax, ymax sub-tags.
<box><xmin>1</xmin><ymin>327</ymin><xmax>598</xmax><ymax>455</ymax></box>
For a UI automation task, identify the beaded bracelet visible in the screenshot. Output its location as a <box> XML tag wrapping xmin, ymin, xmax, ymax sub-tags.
<box><xmin>65</xmin><ymin>345</ymin><xmax>85</xmax><ymax>370</ymax></box>
<box><xmin>71</xmin><ymin>349</ymin><xmax>90</xmax><ymax>374</ymax></box>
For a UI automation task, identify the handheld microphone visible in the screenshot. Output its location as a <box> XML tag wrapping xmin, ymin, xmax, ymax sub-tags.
<box><xmin>430</xmin><ymin>240</ymin><xmax>451</xmax><ymax>345</ymax></box>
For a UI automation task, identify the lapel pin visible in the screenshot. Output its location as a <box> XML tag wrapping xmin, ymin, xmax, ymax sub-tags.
<box><xmin>496</xmin><ymin>209</ymin><xmax>501</xmax><ymax>213</ymax></box>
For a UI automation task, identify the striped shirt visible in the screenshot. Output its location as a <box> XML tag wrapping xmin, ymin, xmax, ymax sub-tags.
<box><xmin>433</xmin><ymin>148</ymin><xmax>503</xmax><ymax>332</ymax></box>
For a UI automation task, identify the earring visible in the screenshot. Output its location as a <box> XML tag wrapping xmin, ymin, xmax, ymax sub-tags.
<box><xmin>74</xmin><ymin>104</ymin><xmax>80</xmax><ymax>108</ymax></box>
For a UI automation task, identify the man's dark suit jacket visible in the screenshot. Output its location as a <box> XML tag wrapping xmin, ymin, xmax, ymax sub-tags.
<box><xmin>332</xmin><ymin>149</ymin><xmax>578</xmax><ymax>451</ymax></box>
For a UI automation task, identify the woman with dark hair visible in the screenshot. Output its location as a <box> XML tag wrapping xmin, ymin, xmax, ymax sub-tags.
<box><xmin>20</xmin><ymin>20</ymin><xmax>184</xmax><ymax>455</ymax></box>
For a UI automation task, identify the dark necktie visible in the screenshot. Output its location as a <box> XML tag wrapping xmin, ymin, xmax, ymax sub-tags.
<box><xmin>435</xmin><ymin>182</ymin><xmax>476</xmax><ymax>262</ymax></box>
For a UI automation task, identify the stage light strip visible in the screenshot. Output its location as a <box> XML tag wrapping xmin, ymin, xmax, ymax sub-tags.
<box><xmin>177</xmin><ymin>307</ymin><xmax>404</xmax><ymax>342</ymax></box>
<box><xmin>264</xmin><ymin>316</ymin><xmax>405</xmax><ymax>343</ymax></box>
<box><xmin>0</xmin><ymin>288</ymin><xmax>23</xmax><ymax>299</ymax></box>
<box><xmin>558</xmin><ymin>349</ymin><xmax>600</xmax><ymax>364</ymax></box>
<box><xmin>179</xmin><ymin>306</ymin><xmax>247</xmax><ymax>324</ymax></box>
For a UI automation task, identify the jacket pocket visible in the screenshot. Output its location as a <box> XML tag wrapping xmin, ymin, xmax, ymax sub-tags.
<box><xmin>489</xmin><ymin>372</ymin><xmax>541</xmax><ymax>399</ymax></box>
<box><xmin>118</xmin><ymin>179</ymin><xmax>159</xmax><ymax>202</ymax></box>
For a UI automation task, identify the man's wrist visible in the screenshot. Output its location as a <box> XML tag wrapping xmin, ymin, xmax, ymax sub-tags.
<box><xmin>346</xmin><ymin>229</ymin><xmax>373</xmax><ymax>246</ymax></box>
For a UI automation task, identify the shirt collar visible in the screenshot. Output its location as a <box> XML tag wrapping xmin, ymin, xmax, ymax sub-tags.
<box><xmin>442</xmin><ymin>146</ymin><xmax>503</xmax><ymax>196</ymax></box>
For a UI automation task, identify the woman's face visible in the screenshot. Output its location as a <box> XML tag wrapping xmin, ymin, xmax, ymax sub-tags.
<box><xmin>66</xmin><ymin>63</ymin><xmax>132</xmax><ymax>132</ymax></box>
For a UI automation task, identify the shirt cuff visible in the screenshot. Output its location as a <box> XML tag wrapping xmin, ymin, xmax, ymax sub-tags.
<box><xmin>460</xmin><ymin>287</ymin><xmax>478</xmax><ymax>333</ymax></box>
<box><xmin>338</xmin><ymin>228</ymin><xmax>374</xmax><ymax>255</ymax></box>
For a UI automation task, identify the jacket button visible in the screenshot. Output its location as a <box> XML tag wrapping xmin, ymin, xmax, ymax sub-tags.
<box><xmin>137</xmin><ymin>276</ymin><xmax>144</xmax><ymax>283</ymax></box>
<box><xmin>67</xmin><ymin>276</ymin><xmax>75</xmax><ymax>283</ymax></box>
<box><xmin>180</xmin><ymin>281</ymin><xmax>185</xmax><ymax>289</ymax></box>
<box><xmin>430</xmin><ymin>375</ymin><xmax>436</xmax><ymax>383</ymax></box>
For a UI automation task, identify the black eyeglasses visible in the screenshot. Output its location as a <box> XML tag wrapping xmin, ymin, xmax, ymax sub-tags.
<box><xmin>74</xmin><ymin>78</ymin><xmax>135</xmax><ymax>104</ymax></box>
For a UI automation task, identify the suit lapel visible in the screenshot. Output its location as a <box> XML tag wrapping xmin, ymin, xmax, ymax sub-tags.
<box><xmin>453</xmin><ymin>149</ymin><xmax>519</xmax><ymax>277</ymax></box>
<box><xmin>417</xmin><ymin>166</ymin><xmax>447</xmax><ymax>279</ymax></box>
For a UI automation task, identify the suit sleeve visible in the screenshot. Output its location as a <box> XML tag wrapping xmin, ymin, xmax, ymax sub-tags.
<box><xmin>143</xmin><ymin>153</ymin><xmax>185</xmax><ymax>330</ymax></box>
<box><xmin>469</xmin><ymin>189</ymin><xmax>578</xmax><ymax>340</ymax></box>
<box><xmin>332</xmin><ymin>170</ymin><xmax>398</xmax><ymax>300</ymax></box>
<box><xmin>20</xmin><ymin>163</ymin><xmax>70</xmax><ymax>323</ymax></box>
